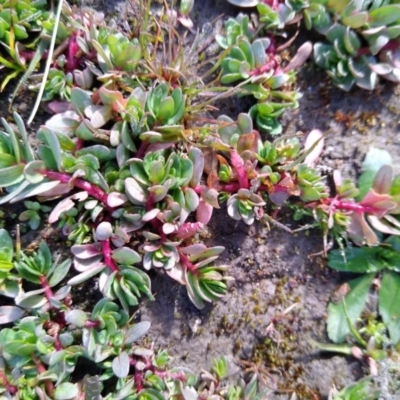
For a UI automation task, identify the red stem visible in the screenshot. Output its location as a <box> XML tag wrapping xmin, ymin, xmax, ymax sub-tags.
<box><xmin>42</xmin><ymin>170</ymin><xmax>113</xmax><ymax>211</ymax></box>
<box><xmin>135</xmin><ymin>140</ymin><xmax>149</xmax><ymax>159</ymax></box>
<box><xmin>85</xmin><ymin>320</ymin><xmax>101</xmax><ymax>328</ymax></box>
<box><xmin>101</xmin><ymin>239</ymin><xmax>119</xmax><ymax>273</ymax></box>
<box><xmin>0</xmin><ymin>371</ymin><xmax>17</xmax><ymax>395</ymax></box>
<box><xmin>326</xmin><ymin>198</ymin><xmax>382</xmax><ymax>215</ymax></box>
<box><xmin>179</xmin><ymin>251</ymin><xmax>200</xmax><ymax>276</ymax></box>
<box><xmin>32</xmin><ymin>354</ymin><xmax>54</xmax><ymax>397</ymax></box>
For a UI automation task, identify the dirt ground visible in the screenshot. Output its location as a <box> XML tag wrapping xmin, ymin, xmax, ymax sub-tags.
<box><xmin>2</xmin><ymin>0</ymin><xmax>400</xmax><ymax>399</ymax></box>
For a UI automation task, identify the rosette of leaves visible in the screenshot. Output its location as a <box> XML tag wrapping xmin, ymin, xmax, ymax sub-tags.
<box><xmin>141</xmin><ymin>232</ymin><xmax>180</xmax><ymax>270</ymax></box>
<box><xmin>215</xmin><ymin>14</ymin><xmax>254</xmax><ymax>49</ymax></box>
<box><xmin>92</xmin><ymin>31</ymin><xmax>142</xmax><ymax>74</ymax></box>
<box><xmin>142</xmin><ymin>83</ymin><xmax>186</xmax><ymax>142</ymax></box>
<box><xmin>220</xmin><ymin>35</ymin><xmax>280</xmax><ymax>85</ymax></box>
<box><xmin>296</xmin><ymin>163</ymin><xmax>328</xmax><ymax>202</ymax></box>
<box><xmin>227</xmin><ymin>189</ymin><xmax>266</xmax><ymax>225</ymax></box>
<box><xmin>313</xmin><ymin>24</ymin><xmax>379</xmax><ymax>91</ymax></box>
<box><xmin>14</xmin><ymin>241</ymin><xmax>72</xmax><ymax>310</ymax></box>
<box><xmin>249</xmin><ymin>102</ymin><xmax>291</xmax><ymax>135</ymax></box>
<box><xmin>180</xmin><ymin>244</ymin><xmax>230</xmax><ymax>309</ymax></box>
<box><xmin>258</xmin><ymin>0</ymin><xmax>400</xmax><ymax>90</ymax></box>
<box><xmin>69</xmin><ymin>224</ymin><xmax>154</xmax><ymax>313</ymax></box>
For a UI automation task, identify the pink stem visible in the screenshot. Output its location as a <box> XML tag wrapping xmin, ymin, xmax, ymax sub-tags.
<box><xmin>179</xmin><ymin>251</ymin><xmax>200</xmax><ymax>276</ymax></box>
<box><xmin>229</xmin><ymin>148</ymin><xmax>249</xmax><ymax>190</ymax></box>
<box><xmin>101</xmin><ymin>239</ymin><xmax>119</xmax><ymax>273</ymax></box>
<box><xmin>0</xmin><ymin>371</ymin><xmax>17</xmax><ymax>395</ymax></box>
<box><xmin>135</xmin><ymin>141</ymin><xmax>149</xmax><ymax>159</ymax></box>
<box><xmin>42</xmin><ymin>170</ymin><xmax>112</xmax><ymax>210</ymax></box>
<box><xmin>32</xmin><ymin>355</ymin><xmax>54</xmax><ymax>397</ymax></box>
<box><xmin>39</xmin><ymin>275</ymin><xmax>54</xmax><ymax>302</ymax></box>
<box><xmin>326</xmin><ymin>198</ymin><xmax>382</xmax><ymax>215</ymax></box>
<box><xmin>85</xmin><ymin>320</ymin><xmax>101</xmax><ymax>328</ymax></box>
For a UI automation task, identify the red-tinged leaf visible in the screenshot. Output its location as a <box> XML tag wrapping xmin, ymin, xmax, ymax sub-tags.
<box><xmin>71</xmin><ymin>243</ymin><xmax>102</xmax><ymax>259</ymax></box>
<box><xmin>347</xmin><ymin>212</ymin><xmax>378</xmax><ymax>246</ymax></box>
<box><xmin>237</xmin><ymin>132</ymin><xmax>258</xmax><ymax>155</ymax></box>
<box><xmin>283</xmin><ymin>41</ymin><xmax>312</xmax><ymax>72</ymax></box>
<box><xmin>107</xmin><ymin>192</ymin><xmax>128</xmax><ymax>208</ymax></box>
<box><xmin>372</xmin><ymin>164</ymin><xmax>393</xmax><ymax>194</ymax></box>
<box><xmin>196</xmin><ymin>199</ymin><xmax>213</xmax><ymax>225</ymax></box>
<box><xmin>367</xmin><ymin>215</ymin><xmax>400</xmax><ymax>235</ymax></box>
<box><xmin>361</xmin><ymin>189</ymin><xmax>396</xmax><ymax>218</ymax></box>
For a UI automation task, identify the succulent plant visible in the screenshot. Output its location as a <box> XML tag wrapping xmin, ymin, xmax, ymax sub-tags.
<box><xmin>257</xmin><ymin>0</ymin><xmax>400</xmax><ymax>90</ymax></box>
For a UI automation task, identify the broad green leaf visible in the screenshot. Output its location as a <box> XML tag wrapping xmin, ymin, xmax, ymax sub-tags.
<box><xmin>369</xmin><ymin>5</ymin><xmax>400</xmax><ymax>28</ymax></box>
<box><xmin>327</xmin><ymin>274</ymin><xmax>374</xmax><ymax>343</ymax></box>
<box><xmin>328</xmin><ymin>247</ymin><xmax>386</xmax><ymax>273</ymax></box>
<box><xmin>379</xmin><ymin>270</ymin><xmax>400</xmax><ymax>344</ymax></box>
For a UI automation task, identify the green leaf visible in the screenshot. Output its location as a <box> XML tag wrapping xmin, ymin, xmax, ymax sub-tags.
<box><xmin>24</xmin><ymin>160</ymin><xmax>45</xmax><ymax>184</ymax></box>
<box><xmin>112</xmin><ymin>247</ymin><xmax>141</xmax><ymax>265</ymax></box>
<box><xmin>327</xmin><ymin>274</ymin><xmax>374</xmax><ymax>343</ymax></box>
<box><xmin>124</xmin><ymin>321</ymin><xmax>151</xmax><ymax>345</ymax></box>
<box><xmin>328</xmin><ymin>247</ymin><xmax>386</xmax><ymax>273</ymax></box>
<box><xmin>13</xmin><ymin>112</ymin><xmax>35</xmax><ymax>162</ymax></box>
<box><xmin>0</xmin><ymin>164</ymin><xmax>25</xmax><ymax>187</ymax></box>
<box><xmin>40</xmin><ymin>128</ymin><xmax>63</xmax><ymax>172</ymax></box>
<box><xmin>54</xmin><ymin>382</ymin><xmax>79</xmax><ymax>400</ymax></box>
<box><xmin>48</xmin><ymin>259</ymin><xmax>71</xmax><ymax>287</ymax></box>
<box><xmin>369</xmin><ymin>5</ymin><xmax>400</xmax><ymax>28</ymax></box>
<box><xmin>379</xmin><ymin>270</ymin><xmax>400</xmax><ymax>344</ymax></box>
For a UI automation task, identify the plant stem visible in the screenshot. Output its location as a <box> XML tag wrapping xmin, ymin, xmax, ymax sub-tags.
<box><xmin>0</xmin><ymin>371</ymin><xmax>17</xmax><ymax>395</ymax></box>
<box><xmin>101</xmin><ymin>239</ymin><xmax>119</xmax><ymax>273</ymax></box>
<box><xmin>39</xmin><ymin>275</ymin><xmax>54</xmax><ymax>302</ymax></box>
<box><xmin>85</xmin><ymin>320</ymin><xmax>101</xmax><ymax>328</ymax></box>
<box><xmin>326</xmin><ymin>198</ymin><xmax>382</xmax><ymax>215</ymax></box>
<box><xmin>32</xmin><ymin>354</ymin><xmax>54</xmax><ymax>397</ymax></box>
<box><xmin>42</xmin><ymin>170</ymin><xmax>112</xmax><ymax>210</ymax></box>
<box><xmin>179</xmin><ymin>251</ymin><xmax>200</xmax><ymax>276</ymax></box>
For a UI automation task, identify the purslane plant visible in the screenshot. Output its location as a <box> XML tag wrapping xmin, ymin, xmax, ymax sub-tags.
<box><xmin>252</xmin><ymin>0</ymin><xmax>400</xmax><ymax>90</ymax></box>
<box><xmin>1</xmin><ymin>0</ymin><xmax>400</xmax><ymax>397</ymax></box>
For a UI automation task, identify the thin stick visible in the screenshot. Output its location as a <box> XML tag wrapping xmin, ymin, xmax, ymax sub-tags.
<box><xmin>28</xmin><ymin>0</ymin><xmax>64</xmax><ymax>125</ymax></box>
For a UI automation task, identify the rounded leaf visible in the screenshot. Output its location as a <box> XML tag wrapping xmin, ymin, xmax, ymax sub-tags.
<box><xmin>112</xmin><ymin>351</ymin><xmax>130</xmax><ymax>378</ymax></box>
